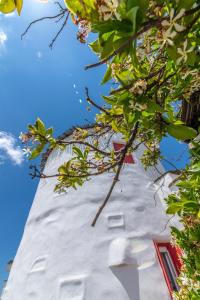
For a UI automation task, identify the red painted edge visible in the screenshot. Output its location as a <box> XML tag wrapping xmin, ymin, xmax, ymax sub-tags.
<box><xmin>113</xmin><ymin>142</ymin><xmax>134</xmax><ymax>164</ymax></box>
<box><xmin>154</xmin><ymin>242</ymin><xmax>182</xmax><ymax>299</ymax></box>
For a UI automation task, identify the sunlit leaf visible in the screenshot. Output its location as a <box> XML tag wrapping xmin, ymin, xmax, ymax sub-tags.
<box><xmin>0</xmin><ymin>0</ymin><xmax>15</xmax><ymax>13</ymax></box>
<box><xmin>167</xmin><ymin>124</ymin><xmax>197</xmax><ymax>140</ymax></box>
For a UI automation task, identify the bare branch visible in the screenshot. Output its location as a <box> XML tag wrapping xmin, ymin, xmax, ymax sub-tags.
<box><xmin>58</xmin><ymin>139</ymin><xmax>111</xmax><ymax>156</ymax></box>
<box><xmin>85</xmin><ymin>87</ymin><xmax>110</xmax><ymax>115</ymax></box>
<box><xmin>49</xmin><ymin>11</ymin><xmax>70</xmax><ymax>49</ymax></box>
<box><xmin>21</xmin><ymin>9</ymin><xmax>68</xmax><ymax>40</ymax></box>
<box><xmin>91</xmin><ymin>121</ymin><xmax>139</xmax><ymax>227</ymax></box>
<box><xmin>154</xmin><ymin>170</ymin><xmax>182</xmax><ymax>184</ymax></box>
<box><xmin>54</xmin><ymin>1</ymin><xmax>65</xmax><ymax>11</ymax></box>
<box><xmin>168</xmin><ymin>175</ymin><xmax>182</xmax><ymax>188</ymax></box>
<box><xmin>162</xmin><ymin>158</ymin><xmax>180</xmax><ymax>171</ymax></box>
<box><xmin>36</xmin><ymin>161</ymin><xmax>119</xmax><ymax>179</ymax></box>
<box><xmin>159</xmin><ymin>216</ymin><xmax>175</xmax><ymax>233</ymax></box>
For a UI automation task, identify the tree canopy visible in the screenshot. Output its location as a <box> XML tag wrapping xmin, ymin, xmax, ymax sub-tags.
<box><xmin>1</xmin><ymin>0</ymin><xmax>200</xmax><ymax>299</ymax></box>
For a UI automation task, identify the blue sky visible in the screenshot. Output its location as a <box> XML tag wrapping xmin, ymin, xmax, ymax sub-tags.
<box><xmin>0</xmin><ymin>0</ymin><xmax>189</xmax><ymax>290</ymax></box>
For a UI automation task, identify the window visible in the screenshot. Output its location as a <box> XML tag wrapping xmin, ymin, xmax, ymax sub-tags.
<box><xmin>113</xmin><ymin>142</ymin><xmax>134</xmax><ymax>164</ymax></box>
<box><xmin>154</xmin><ymin>242</ymin><xmax>182</xmax><ymax>296</ymax></box>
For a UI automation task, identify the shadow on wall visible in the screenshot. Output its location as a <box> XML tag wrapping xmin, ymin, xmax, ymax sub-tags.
<box><xmin>110</xmin><ymin>266</ymin><xmax>140</xmax><ymax>300</ymax></box>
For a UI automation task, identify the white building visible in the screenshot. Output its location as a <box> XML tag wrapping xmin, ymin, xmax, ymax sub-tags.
<box><xmin>2</xmin><ymin>129</ymin><xmax>181</xmax><ymax>300</ymax></box>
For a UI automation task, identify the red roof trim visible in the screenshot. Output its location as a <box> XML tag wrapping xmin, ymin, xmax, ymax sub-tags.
<box><xmin>113</xmin><ymin>142</ymin><xmax>134</xmax><ymax>164</ymax></box>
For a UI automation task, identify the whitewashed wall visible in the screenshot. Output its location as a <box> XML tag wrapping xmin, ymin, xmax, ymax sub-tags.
<box><xmin>2</xmin><ymin>134</ymin><xmax>179</xmax><ymax>300</ymax></box>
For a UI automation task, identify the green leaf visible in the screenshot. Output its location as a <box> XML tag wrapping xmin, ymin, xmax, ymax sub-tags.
<box><xmin>183</xmin><ymin>201</ymin><xmax>199</xmax><ymax>211</ymax></box>
<box><xmin>0</xmin><ymin>0</ymin><xmax>15</xmax><ymax>13</ymax></box>
<box><xmin>189</xmin><ymin>162</ymin><xmax>200</xmax><ymax>173</ymax></box>
<box><xmin>35</xmin><ymin>118</ymin><xmax>46</xmax><ymax>135</ymax></box>
<box><xmin>167</xmin><ymin>124</ymin><xmax>197</xmax><ymax>140</ymax></box>
<box><xmin>166</xmin><ymin>203</ymin><xmax>183</xmax><ymax>214</ymax></box>
<box><xmin>176</xmin><ymin>181</ymin><xmax>195</xmax><ymax>188</ymax></box>
<box><xmin>123</xmin><ymin>103</ymin><xmax>138</xmax><ymax>127</ymax></box>
<box><xmin>127</xmin><ymin>0</ymin><xmax>147</xmax><ymax>12</ymax></box>
<box><xmin>92</xmin><ymin>20</ymin><xmax>132</xmax><ymax>34</ymax></box>
<box><xmin>101</xmin><ymin>32</ymin><xmax>115</xmax><ymax>59</ymax></box>
<box><xmin>73</xmin><ymin>146</ymin><xmax>84</xmax><ymax>158</ymax></box>
<box><xmin>126</xmin><ymin>6</ymin><xmax>139</xmax><ymax>33</ymax></box>
<box><xmin>101</xmin><ymin>65</ymin><xmax>112</xmax><ymax>85</ymax></box>
<box><xmin>89</xmin><ymin>39</ymin><xmax>101</xmax><ymax>54</ymax></box>
<box><xmin>29</xmin><ymin>143</ymin><xmax>45</xmax><ymax>160</ymax></box>
<box><xmin>64</xmin><ymin>0</ymin><xmax>95</xmax><ymax>18</ymax></box>
<box><xmin>111</xmin><ymin>120</ymin><xmax>120</xmax><ymax>132</ymax></box>
<box><xmin>46</xmin><ymin>127</ymin><xmax>53</xmax><ymax>137</ymax></box>
<box><xmin>14</xmin><ymin>0</ymin><xmax>22</xmax><ymax>14</ymax></box>
<box><xmin>177</xmin><ymin>0</ymin><xmax>195</xmax><ymax>10</ymax></box>
<box><xmin>167</xmin><ymin>46</ymin><xmax>179</xmax><ymax>61</ymax></box>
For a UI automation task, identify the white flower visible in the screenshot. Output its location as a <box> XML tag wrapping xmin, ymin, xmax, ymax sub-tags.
<box><xmin>19</xmin><ymin>132</ymin><xmax>24</xmax><ymax>141</ymax></box>
<box><xmin>160</xmin><ymin>28</ymin><xmax>177</xmax><ymax>47</ymax></box>
<box><xmin>180</xmin><ymin>274</ymin><xmax>189</xmax><ymax>286</ymax></box>
<box><xmin>19</xmin><ymin>132</ymin><xmax>32</xmax><ymax>143</ymax></box>
<box><xmin>23</xmin><ymin>147</ymin><xmax>32</xmax><ymax>157</ymax></box>
<box><xmin>162</xmin><ymin>8</ymin><xmax>185</xmax><ymax>32</ymax></box>
<box><xmin>181</xmin><ymin>69</ymin><xmax>198</xmax><ymax>80</ymax></box>
<box><xmin>129</xmin><ymin>79</ymin><xmax>147</xmax><ymax>95</ymax></box>
<box><xmin>176</xmin><ymin>39</ymin><xmax>194</xmax><ymax>64</ymax></box>
<box><xmin>98</xmin><ymin>0</ymin><xmax>120</xmax><ymax>21</ymax></box>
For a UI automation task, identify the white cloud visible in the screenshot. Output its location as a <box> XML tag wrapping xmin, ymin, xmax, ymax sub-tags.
<box><xmin>0</xmin><ymin>30</ymin><xmax>7</xmax><ymax>47</ymax></box>
<box><xmin>36</xmin><ymin>0</ymin><xmax>49</xmax><ymax>3</ymax></box>
<box><xmin>0</xmin><ymin>132</ymin><xmax>24</xmax><ymax>165</ymax></box>
<box><xmin>4</xmin><ymin>12</ymin><xmax>16</xmax><ymax>18</ymax></box>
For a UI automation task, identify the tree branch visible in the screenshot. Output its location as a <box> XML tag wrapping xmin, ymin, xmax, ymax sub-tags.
<box><xmin>154</xmin><ymin>169</ymin><xmax>182</xmax><ymax>184</ymax></box>
<box><xmin>21</xmin><ymin>9</ymin><xmax>68</xmax><ymax>40</ymax></box>
<box><xmin>35</xmin><ymin>161</ymin><xmax>119</xmax><ymax>179</ymax></box>
<box><xmin>84</xmin><ymin>6</ymin><xmax>199</xmax><ymax>71</ymax></box>
<box><xmin>91</xmin><ymin>121</ymin><xmax>139</xmax><ymax>226</ymax></box>
<box><xmin>84</xmin><ymin>21</ymin><xmax>161</xmax><ymax>70</ymax></box>
<box><xmin>110</xmin><ymin>66</ymin><xmax>165</xmax><ymax>95</ymax></box>
<box><xmin>85</xmin><ymin>87</ymin><xmax>110</xmax><ymax>115</ymax></box>
<box><xmin>49</xmin><ymin>11</ymin><xmax>70</xmax><ymax>49</ymax></box>
<box><xmin>57</xmin><ymin>139</ymin><xmax>111</xmax><ymax>156</ymax></box>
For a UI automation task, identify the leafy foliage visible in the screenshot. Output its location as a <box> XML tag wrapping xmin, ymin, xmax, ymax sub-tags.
<box><xmin>3</xmin><ymin>0</ymin><xmax>200</xmax><ymax>298</ymax></box>
<box><xmin>166</xmin><ymin>141</ymin><xmax>200</xmax><ymax>299</ymax></box>
<box><xmin>0</xmin><ymin>0</ymin><xmax>23</xmax><ymax>15</ymax></box>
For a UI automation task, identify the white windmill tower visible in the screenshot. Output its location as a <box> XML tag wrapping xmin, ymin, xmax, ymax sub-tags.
<box><xmin>2</xmin><ymin>126</ymin><xmax>181</xmax><ymax>300</ymax></box>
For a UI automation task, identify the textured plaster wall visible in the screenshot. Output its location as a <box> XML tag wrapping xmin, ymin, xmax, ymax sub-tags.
<box><xmin>2</xmin><ymin>135</ymin><xmax>178</xmax><ymax>300</ymax></box>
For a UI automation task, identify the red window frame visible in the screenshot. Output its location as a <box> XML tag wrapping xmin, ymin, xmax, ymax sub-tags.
<box><xmin>154</xmin><ymin>242</ymin><xmax>182</xmax><ymax>298</ymax></box>
<box><xmin>113</xmin><ymin>142</ymin><xmax>135</xmax><ymax>164</ymax></box>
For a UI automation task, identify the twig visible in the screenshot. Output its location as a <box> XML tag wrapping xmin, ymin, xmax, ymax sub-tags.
<box><xmin>21</xmin><ymin>10</ymin><xmax>68</xmax><ymax>40</ymax></box>
<box><xmin>31</xmin><ymin>161</ymin><xmax>119</xmax><ymax>180</ymax></box>
<box><xmin>49</xmin><ymin>11</ymin><xmax>70</xmax><ymax>49</ymax></box>
<box><xmin>58</xmin><ymin>139</ymin><xmax>111</xmax><ymax>156</ymax></box>
<box><xmin>159</xmin><ymin>216</ymin><xmax>174</xmax><ymax>234</ymax></box>
<box><xmin>162</xmin><ymin>158</ymin><xmax>179</xmax><ymax>171</ymax></box>
<box><xmin>110</xmin><ymin>66</ymin><xmax>165</xmax><ymax>95</ymax></box>
<box><xmin>85</xmin><ymin>87</ymin><xmax>110</xmax><ymax>115</ymax></box>
<box><xmin>168</xmin><ymin>175</ymin><xmax>182</xmax><ymax>188</ymax></box>
<box><xmin>154</xmin><ymin>169</ymin><xmax>182</xmax><ymax>184</ymax></box>
<box><xmin>153</xmin><ymin>177</ymin><xmax>165</xmax><ymax>206</ymax></box>
<box><xmin>91</xmin><ymin>121</ymin><xmax>139</xmax><ymax>226</ymax></box>
<box><xmin>85</xmin><ymin>21</ymin><xmax>161</xmax><ymax>70</ymax></box>
<box><xmin>54</xmin><ymin>1</ymin><xmax>65</xmax><ymax>11</ymax></box>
